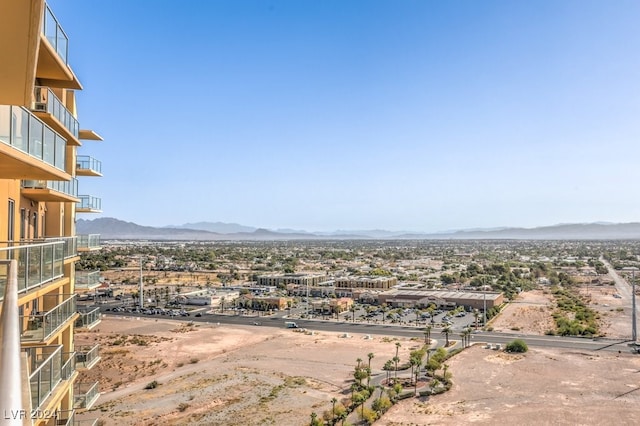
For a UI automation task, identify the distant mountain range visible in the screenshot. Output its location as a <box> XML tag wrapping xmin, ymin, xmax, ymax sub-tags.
<box><xmin>76</xmin><ymin>218</ymin><xmax>640</xmax><ymax>240</ymax></box>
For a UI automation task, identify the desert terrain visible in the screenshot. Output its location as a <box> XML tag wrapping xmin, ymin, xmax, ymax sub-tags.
<box><xmin>76</xmin><ymin>281</ymin><xmax>640</xmax><ymax>425</ymax></box>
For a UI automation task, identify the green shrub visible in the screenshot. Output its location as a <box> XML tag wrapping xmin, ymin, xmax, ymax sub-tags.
<box><xmin>144</xmin><ymin>380</ymin><xmax>159</xmax><ymax>390</ymax></box>
<box><xmin>505</xmin><ymin>339</ymin><xmax>528</xmax><ymax>353</ymax></box>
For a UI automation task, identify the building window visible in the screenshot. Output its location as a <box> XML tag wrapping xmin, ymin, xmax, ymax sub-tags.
<box><xmin>20</xmin><ymin>208</ymin><xmax>26</xmax><ymax>239</ymax></box>
<box><xmin>7</xmin><ymin>199</ymin><xmax>15</xmax><ymax>241</ymax></box>
<box><xmin>33</xmin><ymin>212</ymin><xmax>38</xmax><ymax>239</ymax></box>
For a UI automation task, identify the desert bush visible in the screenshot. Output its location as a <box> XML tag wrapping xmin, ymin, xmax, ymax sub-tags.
<box><xmin>144</xmin><ymin>380</ymin><xmax>159</xmax><ymax>390</ymax></box>
<box><xmin>505</xmin><ymin>339</ymin><xmax>528</xmax><ymax>353</ymax></box>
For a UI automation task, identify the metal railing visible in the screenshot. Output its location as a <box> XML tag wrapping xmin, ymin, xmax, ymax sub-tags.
<box><xmin>77</xmin><ymin>196</ymin><xmax>101</xmax><ymax>211</ymax></box>
<box><xmin>73</xmin><ymin>418</ymin><xmax>98</xmax><ymax>426</ymax></box>
<box><xmin>77</xmin><ymin>234</ymin><xmax>100</xmax><ymax>251</ymax></box>
<box><xmin>45</xmin><ymin>236</ymin><xmax>78</xmax><ymax>260</ymax></box>
<box><xmin>0</xmin><ymin>259</ymin><xmax>24</xmax><ymax>424</ymax></box>
<box><xmin>42</xmin><ymin>3</ymin><xmax>69</xmax><ymax>64</ymax></box>
<box><xmin>75</xmin><ymin>344</ymin><xmax>100</xmax><ymax>370</ymax></box>
<box><xmin>33</xmin><ymin>86</ymin><xmax>79</xmax><ymax>139</ymax></box>
<box><xmin>22</xmin><ymin>178</ymin><xmax>79</xmax><ymax>198</ymax></box>
<box><xmin>0</xmin><ymin>240</ymin><xmax>65</xmax><ymax>302</ymax></box>
<box><xmin>76</xmin><ymin>155</ymin><xmax>102</xmax><ymax>175</ymax></box>
<box><xmin>75</xmin><ymin>307</ymin><xmax>101</xmax><ymax>330</ymax></box>
<box><xmin>75</xmin><ymin>270</ymin><xmax>101</xmax><ymax>289</ymax></box>
<box><xmin>61</xmin><ymin>351</ymin><xmax>76</xmax><ymax>380</ymax></box>
<box><xmin>27</xmin><ymin>344</ymin><xmax>63</xmax><ymax>411</ymax></box>
<box><xmin>55</xmin><ymin>409</ymin><xmax>75</xmax><ymax>426</ymax></box>
<box><xmin>20</xmin><ymin>294</ymin><xmax>77</xmax><ymax>342</ymax></box>
<box><xmin>0</xmin><ymin>105</ymin><xmax>67</xmax><ymax>170</ymax></box>
<box><xmin>73</xmin><ymin>382</ymin><xmax>99</xmax><ymax>410</ymax></box>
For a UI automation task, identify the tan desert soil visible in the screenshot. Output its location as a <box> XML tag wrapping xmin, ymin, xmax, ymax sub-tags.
<box><xmin>76</xmin><ymin>285</ymin><xmax>638</xmax><ymax>425</ymax></box>
<box><xmin>378</xmin><ymin>345</ymin><xmax>640</xmax><ymax>425</ymax></box>
<box><xmin>76</xmin><ymin>316</ymin><xmax>422</xmax><ymax>425</ymax></box>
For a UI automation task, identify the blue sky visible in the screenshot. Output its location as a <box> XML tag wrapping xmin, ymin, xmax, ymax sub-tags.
<box><xmin>50</xmin><ymin>0</ymin><xmax>640</xmax><ymax>232</ymax></box>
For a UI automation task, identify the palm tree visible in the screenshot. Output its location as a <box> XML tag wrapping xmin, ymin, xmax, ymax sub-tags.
<box><xmin>393</xmin><ymin>356</ymin><xmax>400</xmax><ymax>382</ymax></box>
<box><xmin>473</xmin><ymin>309</ymin><xmax>480</xmax><ymax>330</ymax></box>
<box><xmin>350</xmin><ymin>305</ymin><xmax>356</xmax><ymax>322</ymax></box>
<box><xmin>442</xmin><ymin>363</ymin><xmax>450</xmax><ymax>382</ymax></box>
<box><xmin>367</xmin><ymin>352</ymin><xmax>375</xmax><ymax>386</ymax></box>
<box><xmin>331</xmin><ymin>397</ymin><xmax>337</xmax><ymax>422</ymax></box>
<box><xmin>310</xmin><ymin>412</ymin><xmax>317</xmax><ymax>426</ymax></box>
<box><xmin>423</xmin><ymin>326</ymin><xmax>432</xmax><ymax>345</ymax></box>
<box><xmin>409</xmin><ymin>356</ymin><xmax>418</xmax><ymax>383</ymax></box>
<box><xmin>220</xmin><ymin>296</ymin><xmax>226</xmax><ymax>313</ymax></box>
<box><xmin>383</xmin><ymin>360</ymin><xmax>393</xmax><ymax>383</ymax></box>
<box><xmin>442</xmin><ymin>326</ymin><xmax>451</xmax><ymax>346</ymax></box>
<box><xmin>356</xmin><ymin>357</ymin><xmax>362</xmax><ymax>369</ymax></box>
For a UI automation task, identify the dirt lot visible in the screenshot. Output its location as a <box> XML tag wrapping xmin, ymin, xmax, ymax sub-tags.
<box><xmin>77</xmin><ymin>317</ymin><xmax>422</xmax><ymax>425</ymax></box>
<box><xmin>77</xmin><ymin>281</ymin><xmax>640</xmax><ymax>425</ymax></box>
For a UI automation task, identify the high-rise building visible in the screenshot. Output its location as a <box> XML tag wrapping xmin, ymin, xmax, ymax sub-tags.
<box><xmin>0</xmin><ymin>1</ymin><xmax>102</xmax><ymax>424</ymax></box>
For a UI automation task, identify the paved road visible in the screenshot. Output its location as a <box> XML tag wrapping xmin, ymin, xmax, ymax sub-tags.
<box><xmin>101</xmin><ymin>309</ymin><xmax>637</xmax><ymax>354</ymax></box>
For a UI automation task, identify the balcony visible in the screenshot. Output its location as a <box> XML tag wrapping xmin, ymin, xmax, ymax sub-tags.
<box><xmin>77</xmin><ymin>234</ymin><xmax>101</xmax><ymax>252</ymax></box>
<box><xmin>0</xmin><ymin>105</ymin><xmax>69</xmax><ymax>180</ymax></box>
<box><xmin>37</xmin><ymin>3</ymin><xmax>82</xmax><ymax>90</ymax></box>
<box><xmin>22</xmin><ymin>178</ymin><xmax>79</xmax><ymax>202</ymax></box>
<box><xmin>45</xmin><ymin>236</ymin><xmax>78</xmax><ymax>260</ymax></box>
<box><xmin>55</xmin><ymin>409</ymin><xmax>75</xmax><ymax>426</ymax></box>
<box><xmin>62</xmin><ymin>351</ymin><xmax>77</xmax><ymax>381</ymax></box>
<box><xmin>20</xmin><ymin>293</ymin><xmax>77</xmax><ymax>343</ymax></box>
<box><xmin>74</xmin><ymin>382</ymin><xmax>99</xmax><ymax>410</ymax></box>
<box><xmin>75</xmin><ymin>307</ymin><xmax>101</xmax><ymax>330</ymax></box>
<box><xmin>77</xmin><ymin>195</ymin><xmax>102</xmax><ymax>213</ymax></box>
<box><xmin>24</xmin><ymin>345</ymin><xmax>64</xmax><ymax>412</ymax></box>
<box><xmin>0</xmin><ymin>240</ymin><xmax>65</xmax><ymax>302</ymax></box>
<box><xmin>76</xmin><ymin>155</ymin><xmax>103</xmax><ymax>177</ymax></box>
<box><xmin>32</xmin><ymin>86</ymin><xmax>80</xmax><ymax>145</ymax></box>
<box><xmin>76</xmin><ymin>270</ymin><xmax>101</xmax><ymax>290</ymax></box>
<box><xmin>75</xmin><ymin>344</ymin><xmax>100</xmax><ymax>370</ymax></box>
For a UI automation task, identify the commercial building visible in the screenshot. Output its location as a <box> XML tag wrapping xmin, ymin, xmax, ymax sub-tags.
<box><xmin>0</xmin><ymin>2</ymin><xmax>103</xmax><ymax>424</ymax></box>
<box><xmin>378</xmin><ymin>289</ymin><xmax>504</xmax><ymax>311</ymax></box>
<box><xmin>334</xmin><ymin>276</ymin><xmax>398</xmax><ymax>290</ymax></box>
<box><xmin>257</xmin><ymin>273</ymin><xmax>329</xmax><ymax>288</ymax></box>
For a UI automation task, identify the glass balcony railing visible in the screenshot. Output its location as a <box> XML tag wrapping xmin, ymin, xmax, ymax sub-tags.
<box><xmin>78</xmin><ymin>234</ymin><xmax>100</xmax><ymax>251</ymax></box>
<box><xmin>0</xmin><ymin>240</ymin><xmax>64</xmax><ymax>302</ymax></box>
<box><xmin>62</xmin><ymin>351</ymin><xmax>77</xmax><ymax>380</ymax></box>
<box><xmin>75</xmin><ymin>270</ymin><xmax>101</xmax><ymax>290</ymax></box>
<box><xmin>74</xmin><ymin>382</ymin><xmax>99</xmax><ymax>410</ymax></box>
<box><xmin>25</xmin><ymin>345</ymin><xmax>63</xmax><ymax>411</ymax></box>
<box><xmin>55</xmin><ymin>409</ymin><xmax>75</xmax><ymax>426</ymax></box>
<box><xmin>76</xmin><ymin>155</ymin><xmax>102</xmax><ymax>175</ymax></box>
<box><xmin>77</xmin><ymin>195</ymin><xmax>102</xmax><ymax>212</ymax></box>
<box><xmin>42</xmin><ymin>3</ymin><xmax>69</xmax><ymax>65</ymax></box>
<box><xmin>75</xmin><ymin>307</ymin><xmax>101</xmax><ymax>330</ymax></box>
<box><xmin>33</xmin><ymin>86</ymin><xmax>79</xmax><ymax>139</ymax></box>
<box><xmin>45</xmin><ymin>236</ymin><xmax>78</xmax><ymax>260</ymax></box>
<box><xmin>0</xmin><ymin>105</ymin><xmax>67</xmax><ymax>170</ymax></box>
<box><xmin>75</xmin><ymin>344</ymin><xmax>100</xmax><ymax>370</ymax></box>
<box><xmin>22</xmin><ymin>178</ymin><xmax>79</xmax><ymax>198</ymax></box>
<box><xmin>20</xmin><ymin>293</ymin><xmax>77</xmax><ymax>342</ymax></box>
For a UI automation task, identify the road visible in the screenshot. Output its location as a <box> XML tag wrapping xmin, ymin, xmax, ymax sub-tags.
<box><xmin>101</xmin><ymin>308</ymin><xmax>637</xmax><ymax>354</ymax></box>
<box><xmin>602</xmin><ymin>258</ymin><xmax>639</xmax><ymax>340</ymax></box>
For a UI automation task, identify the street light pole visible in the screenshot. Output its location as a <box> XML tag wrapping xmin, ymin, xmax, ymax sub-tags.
<box><xmin>139</xmin><ymin>257</ymin><xmax>144</xmax><ymax>310</ymax></box>
<box><xmin>633</xmin><ymin>270</ymin><xmax>637</xmax><ymax>343</ymax></box>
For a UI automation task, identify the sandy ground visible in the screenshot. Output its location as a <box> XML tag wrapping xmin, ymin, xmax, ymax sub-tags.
<box><xmin>77</xmin><ymin>317</ymin><xmax>423</xmax><ymax>425</ymax></box>
<box><xmin>76</xmin><ymin>282</ymin><xmax>639</xmax><ymax>425</ymax></box>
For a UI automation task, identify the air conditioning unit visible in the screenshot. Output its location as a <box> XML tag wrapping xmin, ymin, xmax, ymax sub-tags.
<box><xmin>33</xmin><ymin>102</ymin><xmax>47</xmax><ymax>112</ymax></box>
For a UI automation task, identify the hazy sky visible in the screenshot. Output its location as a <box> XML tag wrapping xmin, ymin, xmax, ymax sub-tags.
<box><xmin>51</xmin><ymin>0</ymin><xmax>640</xmax><ymax>232</ymax></box>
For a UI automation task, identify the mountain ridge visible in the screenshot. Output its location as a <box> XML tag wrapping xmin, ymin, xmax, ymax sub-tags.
<box><xmin>76</xmin><ymin>218</ymin><xmax>640</xmax><ymax>240</ymax></box>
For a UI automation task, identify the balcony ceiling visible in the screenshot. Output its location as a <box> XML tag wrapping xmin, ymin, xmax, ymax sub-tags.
<box><xmin>36</xmin><ymin>38</ymin><xmax>82</xmax><ymax>90</ymax></box>
<box><xmin>79</xmin><ymin>129</ymin><xmax>103</xmax><ymax>141</ymax></box>
<box><xmin>0</xmin><ymin>144</ymin><xmax>69</xmax><ymax>180</ymax></box>
<box><xmin>21</xmin><ymin>187</ymin><xmax>79</xmax><ymax>203</ymax></box>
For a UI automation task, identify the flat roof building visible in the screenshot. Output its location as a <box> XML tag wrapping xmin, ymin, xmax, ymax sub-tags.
<box><xmin>378</xmin><ymin>289</ymin><xmax>504</xmax><ymax>311</ymax></box>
